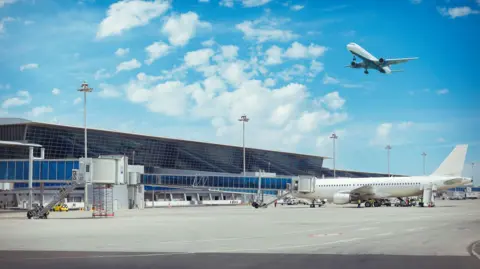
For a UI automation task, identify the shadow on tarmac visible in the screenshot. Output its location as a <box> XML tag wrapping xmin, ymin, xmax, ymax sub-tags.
<box><xmin>0</xmin><ymin>250</ymin><xmax>478</xmax><ymax>269</ymax></box>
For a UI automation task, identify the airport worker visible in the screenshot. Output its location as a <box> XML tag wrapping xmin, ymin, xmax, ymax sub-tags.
<box><xmin>357</xmin><ymin>199</ymin><xmax>361</xmax><ymax>208</ymax></box>
<box><xmin>274</xmin><ymin>200</ymin><xmax>277</xmax><ymax>207</ymax></box>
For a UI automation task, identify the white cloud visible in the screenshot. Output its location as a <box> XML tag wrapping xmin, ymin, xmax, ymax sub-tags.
<box><xmin>317</xmin><ymin>91</ymin><xmax>346</xmax><ymax>111</ymax></box>
<box><xmin>96</xmin><ymin>0</ymin><xmax>171</xmax><ymax>39</ymax></box>
<box><xmin>278</xmin><ymin>64</ymin><xmax>307</xmax><ymax>82</ymax></box>
<box><xmin>373</xmin><ymin>123</ymin><xmax>393</xmax><ymax>145</ymax></box>
<box><xmin>397</xmin><ymin>121</ymin><xmax>413</xmax><ymax>130</ymax></box>
<box><xmin>242</xmin><ymin>0</ymin><xmax>272</xmax><ymax>7</ymax></box>
<box><xmin>162</xmin><ymin>11</ymin><xmax>211</xmax><ymax>47</ymax></box>
<box><xmin>202</xmin><ymin>38</ymin><xmax>215</xmax><ymax>47</ymax></box>
<box><xmin>437</xmin><ymin>137</ymin><xmax>446</xmax><ymax>143</ymax></box>
<box><xmin>145</xmin><ymin>41</ymin><xmax>171</xmax><ymax>65</ymax></box>
<box><xmin>236</xmin><ymin>17</ymin><xmax>298</xmax><ymax>43</ymax></box>
<box><xmin>410</xmin><ymin>0</ymin><xmax>422</xmax><ymax>4</ymax></box>
<box><xmin>199</xmin><ymin>0</ymin><xmax>210</xmax><ymax>2</ymax></box>
<box><xmin>126</xmin><ymin>79</ymin><xmax>197</xmax><ymax>116</ymax></box>
<box><xmin>98</xmin><ymin>83</ymin><xmax>122</xmax><ymax>98</ymax></box>
<box><xmin>94</xmin><ymin>68</ymin><xmax>112</xmax><ymax>80</ymax></box>
<box><xmin>73</xmin><ymin>97</ymin><xmax>82</xmax><ymax>105</ymax></box>
<box><xmin>2</xmin><ymin>90</ymin><xmax>31</xmax><ymax>109</ymax></box>
<box><xmin>219</xmin><ymin>61</ymin><xmax>251</xmax><ymax>86</ymax></box>
<box><xmin>284</xmin><ymin>42</ymin><xmax>328</xmax><ymax>59</ymax></box>
<box><xmin>116</xmin><ymin>59</ymin><xmax>142</xmax><ymax>73</ymax></box>
<box><xmin>184</xmin><ymin>48</ymin><xmax>215</xmax><ymax>67</ymax></box>
<box><xmin>24</xmin><ymin>20</ymin><xmax>34</xmax><ymax>25</ymax></box>
<box><xmin>219</xmin><ymin>0</ymin><xmax>234</xmax><ymax>7</ymax></box>
<box><xmin>370</xmin><ymin>121</ymin><xmax>418</xmax><ymax>146</ymax></box>
<box><xmin>0</xmin><ymin>83</ymin><xmax>10</xmax><ymax>90</ymax></box>
<box><xmin>52</xmin><ymin>88</ymin><xmax>61</xmax><ymax>95</ymax></box>
<box><xmin>308</xmin><ymin>60</ymin><xmax>324</xmax><ymax>78</ymax></box>
<box><xmin>437</xmin><ymin>6</ymin><xmax>479</xmax><ymax>19</ymax></box>
<box><xmin>264</xmin><ymin>45</ymin><xmax>283</xmax><ymax>65</ymax></box>
<box><xmin>0</xmin><ymin>0</ymin><xmax>16</xmax><ymax>8</ymax></box>
<box><xmin>20</xmin><ymin>63</ymin><xmax>39</xmax><ymax>71</ymax></box>
<box><xmin>323</xmin><ymin>74</ymin><xmax>339</xmax><ymax>85</ymax></box>
<box><xmin>221</xmin><ymin>45</ymin><xmax>239</xmax><ymax>60</ymax></box>
<box><xmin>28</xmin><ymin>106</ymin><xmax>53</xmax><ymax>117</ymax></box>
<box><xmin>220</xmin><ymin>0</ymin><xmax>272</xmax><ymax>8</ymax></box>
<box><xmin>264</xmin><ymin>78</ymin><xmax>276</xmax><ymax>87</ymax></box>
<box><xmin>436</xmin><ymin>88</ymin><xmax>449</xmax><ymax>95</ymax></box>
<box><xmin>290</xmin><ymin>5</ymin><xmax>304</xmax><ymax>11</ymax></box>
<box><xmin>0</xmin><ymin>17</ymin><xmax>14</xmax><ymax>33</ymax></box>
<box><xmin>203</xmin><ymin>76</ymin><xmax>226</xmax><ymax>96</ymax></box>
<box><xmin>115</xmin><ymin>48</ymin><xmax>129</xmax><ymax>57</ymax></box>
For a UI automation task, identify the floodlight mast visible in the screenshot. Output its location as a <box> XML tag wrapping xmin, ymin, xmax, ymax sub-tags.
<box><xmin>330</xmin><ymin>133</ymin><xmax>338</xmax><ymax>178</ymax></box>
<box><xmin>238</xmin><ymin>115</ymin><xmax>249</xmax><ymax>176</ymax></box>
<box><xmin>385</xmin><ymin>145</ymin><xmax>392</xmax><ymax>177</ymax></box>
<box><xmin>78</xmin><ymin>81</ymin><xmax>93</xmax><ymax>210</ymax></box>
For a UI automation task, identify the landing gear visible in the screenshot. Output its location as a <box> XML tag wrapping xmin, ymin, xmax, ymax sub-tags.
<box><xmin>353</xmin><ymin>56</ymin><xmax>356</xmax><ymax>62</ymax></box>
<box><xmin>364</xmin><ymin>69</ymin><xmax>369</xmax><ymax>75</ymax></box>
<box><xmin>364</xmin><ymin>200</ymin><xmax>382</xmax><ymax>208</ymax></box>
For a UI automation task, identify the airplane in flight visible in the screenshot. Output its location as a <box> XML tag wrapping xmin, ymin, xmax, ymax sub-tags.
<box><xmin>346</xmin><ymin>42</ymin><xmax>418</xmax><ymax>74</ymax></box>
<box><xmin>289</xmin><ymin>144</ymin><xmax>472</xmax><ymax>208</ymax></box>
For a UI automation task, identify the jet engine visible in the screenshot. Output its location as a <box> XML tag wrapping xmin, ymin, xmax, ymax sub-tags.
<box><xmin>379</xmin><ymin>58</ymin><xmax>385</xmax><ymax>64</ymax></box>
<box><xmin>351</xmin><ymin>61</ymin><xmax>357</xmax><ymax>67</ymax></box>
<box><xmin>332</xmin><ymin>193</ymin><xmax>352</xmax><ymax>205</ymax></box>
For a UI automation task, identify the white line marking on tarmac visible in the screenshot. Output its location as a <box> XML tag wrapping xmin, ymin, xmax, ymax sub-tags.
<box><xmin>356</xmin><ymin>227</ymin><xmax>378</xmax><ymax>231</ymax></box>
<box><xmin>376</xmin><ymin>232</ymin><xmax>393</xmax><ymax>237</ymax></box>
<box><xmin>213</xmin><ymin>238</ymin><xmax>365</xmax><ymax>253</ymax></box>
<box><xmin>406</xmin><ymin>227</ymin><xmax>425</xmax><ymax>232</ymax></box>
<box><xmin>3</xmin><ymin>252</ymin><xmax>194</xmax><ymax>261</ymax></box>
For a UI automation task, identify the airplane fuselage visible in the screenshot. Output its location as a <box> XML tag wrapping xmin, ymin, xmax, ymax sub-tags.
<box><xmin>347</xmin><ymin>42</ymin><xmax>392</xmax><ymax>74</ymax></box>
<box><xmin>292</xmin><ymin>175</ymin><xmax>471</xmax><ymax>204</ymax></box>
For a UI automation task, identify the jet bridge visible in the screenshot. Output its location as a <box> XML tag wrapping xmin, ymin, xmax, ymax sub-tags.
<box><xmin>292</xmin><ymin>176</ymin><xmax>316</xmax><ymax>194</ymax></box>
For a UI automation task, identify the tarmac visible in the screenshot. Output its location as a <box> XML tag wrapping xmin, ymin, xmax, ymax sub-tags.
<box><xmin>0</xmin><ymin>199</ymin><xmax>479</xmax><ymax>268</ymax></box>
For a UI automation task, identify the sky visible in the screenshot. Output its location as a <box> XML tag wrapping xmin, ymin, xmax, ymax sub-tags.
<box><xmin>0</xmin><ymin>0</ymin><xmax>479</xmax><ymax>183</ymax></box>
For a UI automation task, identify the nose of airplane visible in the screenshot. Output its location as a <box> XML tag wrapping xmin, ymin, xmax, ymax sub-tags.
<box><xmin>347</xmin><ymin>43</ymin><xmax>355</xmax><ymax>50</ymax></box>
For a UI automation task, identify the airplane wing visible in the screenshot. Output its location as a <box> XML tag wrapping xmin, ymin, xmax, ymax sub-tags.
<box><xmin>338</xmin><ymin>185</ymin><xmax>387</xmax><ymax>199</ymax></box>
<box><xmin>384</xmin><ymin>57</ymin><xmax>418</xmax><ymax>65</ymax></box>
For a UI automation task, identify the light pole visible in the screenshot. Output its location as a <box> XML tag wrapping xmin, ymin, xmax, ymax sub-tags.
<box><xmin>385</xmin><ymin>145</ymin><xmax>392</xmax><ymax>177</ymax></box>
<box><xmin>422</xmin><ymin>152</ymin><xmax>427</xmax><ymax>175</ymax></box>
<box><xmin>78</xmin><ymin>81</ymin><xmax>93</xmax><ymax>210</ymax></box>
<box><xmin>330</xmin><ymin>132</ymin><xmax>338</xmax><ymax>178</ymax></box>
<box><xmin>238</xmin><ymin>114</ymin><xmax>249</xmax><ymax>176</ymax></box>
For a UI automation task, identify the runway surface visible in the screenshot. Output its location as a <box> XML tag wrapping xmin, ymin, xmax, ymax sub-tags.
<box><xmin>1</xmin><ymin>199</ymin><xmax>479</xmax><ymax>268</ymax></box>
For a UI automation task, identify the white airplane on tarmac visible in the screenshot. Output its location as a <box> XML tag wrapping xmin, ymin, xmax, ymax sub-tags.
<box><xmin>346</xmin><ymin>42</ymin><xmax>418</xmax><ymax>74</ymax></box>
<box><xmin>290</xmin><ymin>144</ymin><xmax>472</xmax><ymax>208</ymax></box>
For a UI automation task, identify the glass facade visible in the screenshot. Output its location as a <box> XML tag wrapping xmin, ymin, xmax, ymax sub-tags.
<box><xmin>0</xmin><ymin>120</ymin><xmax>397</xmax><ymax>179</ymax></box>
<box><xmin>0</xmin><ymin>159</ymin><xmax>79</xmax><ymax>181</ymax></box>
<box><xmin>0</xmin><ymin>122</ymin><xmax>325</xmax><ymax>176</ymax></box>
<box><xmin>141</xmin><ymin>174</ymin><xmax>291</xmax><ymax>190</ymax></box>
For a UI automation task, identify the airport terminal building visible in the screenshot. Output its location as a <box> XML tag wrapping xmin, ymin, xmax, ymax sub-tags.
<box><xmin>0</xmin><ymin>118</ymin><xmax>398</xmax><ymax>209</ymax></box>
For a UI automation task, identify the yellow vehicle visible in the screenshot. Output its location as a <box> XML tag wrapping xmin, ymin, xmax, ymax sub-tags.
<box><xmin>52</xmin><ymin>204</ymin><xmax>69</xmax><ymax>212</ymax></box>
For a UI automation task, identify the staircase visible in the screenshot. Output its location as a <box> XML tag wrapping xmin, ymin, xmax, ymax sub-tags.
<box><xmin>252</xmin><ymin>191</ymin><xmax>292</xmax><ymax>208</ymax></box>
<box><xmin>27</xmin><ymin>179</ymin><xmax>84</xmax><ymax>219</ymax></box>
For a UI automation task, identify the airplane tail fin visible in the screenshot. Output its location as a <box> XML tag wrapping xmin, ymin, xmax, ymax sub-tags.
<box><xmin>430</xmin><ymin>144</ymin><xmax>468</xmax><ymax>177</ymax></box>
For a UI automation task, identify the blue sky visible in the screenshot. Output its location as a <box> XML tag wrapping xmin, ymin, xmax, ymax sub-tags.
<box><xmin>0</xmin><ymin>0</ymin><xmax>479</xmax><ymax>183</ymax></box>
